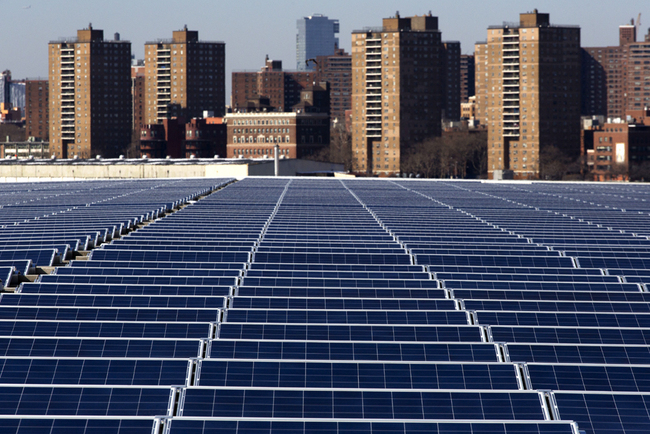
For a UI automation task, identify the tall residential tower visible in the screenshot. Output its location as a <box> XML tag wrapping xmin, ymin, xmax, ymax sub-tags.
<box><xmin>48</xmin><ymin>25</ymin><xmax>132</xmax><ymax>158</ymax></box>
<box><xmin>144</xmin><ymin>27</ymin><xmax>225</xmax><ymax>125</ymax></box>
<box><xmin>483</xmin><ymin>10</ymin><xmax>581</xmax><ymax>179</ymax></box>
<box><xmin>351</xmin><ymin>13</ymin><xmax>443</xmax><ymax>176</ymax></box>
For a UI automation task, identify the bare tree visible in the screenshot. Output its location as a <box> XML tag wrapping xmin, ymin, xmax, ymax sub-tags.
<box><xmin>309</xmin><ymin>123</ymin><xmax>352</xmax><ymax>171</ymax></box>
<box><xmin>401</xmin><ymin>130</ymin><xmax>487</xmax><ymax>179</ymax></box>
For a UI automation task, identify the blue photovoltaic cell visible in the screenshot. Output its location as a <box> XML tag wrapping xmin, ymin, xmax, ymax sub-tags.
<box><xmin>166</xmin><ymin>420</ymin><xmax>577</xmax><ymax>434</ymax></box>
<box><xmin>208</xmin><ymin>340</ymin><xmax>499</xmax><ymax>362</ymax></box>
<box><xmin>0</xmin><ymin>358</ymin><xmax>189</xmax><ymax>386</ymax></box>
<box><xmin>0</xmin><ymin>294</ymin><xmax>226</xmax><ymax>310</ymax></box>
<box><xmin>528</xmin><ymin>364</ymin><xmax>650</xmax><ymax>392</ymax></box>
<box><xmin>507</xmin><ymin>343</ymin><xmax>650</xmax><ymax>365</ymax></box>
<box><xmin>491</xmin><ymin>325</ymin><xmax>650</xmax><ymax>345</ymax></box>
<box><xmin>237</xmin><ymin>287</ymin><xmax>447</xmax><ymax>299</ymax></box>
<box><xmin>37</xmin><ymin>275</ymin><xmax>238</xmax><ymax>286</ymax></box>
<box><xmin>0</xmin><ymin>307</ymin><xmax>220</xmax><ymax>322</ymax></box>
<box><xmin>0</xmin><ymin>320</ymin><xmax>211</xmax><ymax>339</ymax></box>
<box><xmin>230</xmin><ymin>297</ymin><xmax>455</xmax><ymax>311</ymax></box>
<box><xmin>196</xmin><ymin>360</ymin><xmax>518</xmax><ymax>389</ymax></box>
<box><xmin>453</xmin><ymin>288</ymin><xmax>650</xmax><ymax>303</ymax></box>
<box><xmin>554</xmin><ymin>392</ymin><xmax>650</xmax><ymax>434</ymax></box>
<box><xmin>18</xmin><ymin>283</ymin><xmax>232</xmax><ymax>297</ymax></box>
<box><xmin>0</xmin><ymin>337</ymin><xmax>201</xmax><ymax>358</ymax></box>
<box><xmin>0</xmin><ymin>386</ymin><xmax>171</xmax><ymax>416</ymax></box>
<box><xmin>218</xmin><ymin>324</ymin><xmax>483</xmax><ymax>342</ymax></box>
<box><xmin>224</xmin><ymin>309</ymin><xmax>468</xmax><ymax>325</ymax></box>
<box><xmin>0</xmin><ymin>418</ymin><xmax>155</xmax><ymax>434</ymax></box>
<box><xmin>181</xmin><ymin>388</ymin><xmax>545</xmax><ymax>420</ymax></box>
<box><xmin>476</xmin><ymin>311</ymin><xmax>650</xmax><ymax>328</ymax></box>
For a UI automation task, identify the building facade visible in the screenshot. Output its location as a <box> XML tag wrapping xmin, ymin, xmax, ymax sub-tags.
<box><xmin>313</xmin><ymin>48</ymin><xmax>352</xmax><ymax>123</ymax></box>
<box><xmin>296</xmin><ymin>14</ymin><xmax>339</xmax><ymax>71</ymax></box>
<box><xmin>484</xmin><ymin>10</ymin><xmax>581</xmax><ymax>180</ymax></box>
<box><xmin>144</xmin><ymin>27</ymin><xmax>225</xmax><ymax>125</ymax></box>
<box><xmin>474</xmin><ymin>42</ymin><xmax>489</xmax><ymax>126</ymax></box>
<box><xmin>582</xmin><ymin>25</ymin><xmax>650</xmax><ymax>120</ymax></box>
<box><xmin>351</xmin><ymin>13</ymin><xmax>443</xmax><ymax>176</ymax></box>
<box><xmin>48</xmin><ymin>25</ymin><xmax>132</xmax><ymax>158</ymax></box>
<box><xmin>586</xmin><ymin>108</ymin><xmax>650</xmax><ymax>181</ymax></box>
<box><xmin>442</xmin><ymin>41</ymin><xmax>461</xmax><ymax>121</ymax></box>
<box><xmin>131</xmin><ymin>62</ymin><xmax>145</xmax><ymax>131</ymax></box>
<box><xmin>140</xmin><ymin>116</ymin><xmax>226</xmax><ymax>159</ymax></box>
<box><xmin>460</xmin><ymin>54</ymin><xmax>475</xmax><ymax>103</ymax></box>
<box><xmin>25</xmin><ymin>79</ymin><xmax>49</xmax><ymax>141</ymax></box>
<box><xmin>232</xmin><ymin>58</ymin><xmax>317</xmax><ymax>112</ymax></box>
<box><xmin>226</xmin><ymin>84</ymin><xmax>330</xmax><ymax>159</ymax></box>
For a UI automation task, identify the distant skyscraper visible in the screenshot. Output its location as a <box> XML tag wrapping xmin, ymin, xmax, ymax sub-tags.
<box><xmin>297</xmin><ymin>14</ymin><xmax>339</xmax><ymax>71</ymax></box>
<box><xmin>0</xmin><ymin>70</ymin><xmax>10</xmax><ymax>106</ymax></box>
<box><xmin>144</xmin><ymin>27</ymin><xmax>225</xmax><ymax>124</ymax></box>
<box><xmin>483</xmin><ymin>10</ymin><xmax>581</xmax><ymax>180</ymax></box>
<box><xmin>49</xmin><ymin>25</ymin><xmax>132</xmax><ymax>158</ymax></box>
<box><xmin>351</xmin><ymin>12</ymin><xmax>443</xmax><ymax>176</ymax></box>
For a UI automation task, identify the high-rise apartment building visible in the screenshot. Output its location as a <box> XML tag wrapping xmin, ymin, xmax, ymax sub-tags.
<box><xmin>582</xmin><ymin>25</ymin><xmax>650</xmax><ymax>120</ymax></box>
<box><xmin>49</xmin><ymin>25</ymin><xmax>132</xmax><ymax>158</ymax></box>
<box><xmin>484</xmin><ymin>10</ymin><xmax>581</xmax><ymax>180</ymax></box>
<box><xmin>144</xmin><ymin>27</ymin><xmax>225</xmax><ymax>125</ymax></box>
<box><xmin>131</xmin><ymin>61</ymin><xmax>145</xmax><ymax>131</ymax></box>
<box><xmin>442</xmin><ymin>41</ymin><xmax>461</xmax><ymax>121</ymax></box>
<box><xmin>460</xmin><ymin>54</ymin><xmax>475</xmax><ymax>103</ymax></box>
<box><xmin>25</xmin><ymin>79</ymin><xmax>49</xmax><ymax>141</ymax></box>
<box><xmin>351</xmin><ymin>13</ymin><xmax>443</xmax><ymax>176</ymax></box>
<box><xmin>474</xmin><ymin>42</ymin><xmax>489</xmax><ymax>125</ymax></box>
<box><xmin>297</xmin><ymin>14</ymin><xmax>339</xmax><ymax>71</ymax></box>
<box><xmin>232</xmin><ymin>58</ymin><xmax>316</xmax><ymax>112</ymax></box>
<box><xmin>313</xmin><ymin>48</ymin><xmax>352</xmax><ymax>123</ymax></box>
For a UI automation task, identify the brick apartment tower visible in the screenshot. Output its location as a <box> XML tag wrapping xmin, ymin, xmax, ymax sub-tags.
<box><xmin>351</xmin><ymin>13</ymin><xmax>443</xmax><ymax>176</ymax></box>
<box><xmin>484</xmin><ymin>10</ymin><xmax>581</xmax><ymax>180</ymax></box>
<box><xmin>25</xmin><ymin>79</ymin><xmax>49</xmax><ymax>141</ymax></box>
<box><xmin>474</xmin><ymin>42</ymin><xmax>489</xmax><ymax>125</ymax></box>
<box><xmin>231</xmin><ymin>58</ymin><xmax>316</xmax><ymax>113</ymax></box>
<box><xmin>131</xmin><ymin>63</ymin><xmax>145</xmax><ymax>131</ymax></box>
<box><xmin>442</xmin><ymin>41</ymin><xmax>461</xmax><ymax>121</ymax></box>
<box><xmin>460</xmin><ymin>54</ymin><xmax>475</xmax><ymax>103</ymax></box>
<box><xmin>144</xmin><ymin>27</ymin><xmax>225</xmax><ymax>124</ymax></box>
<box><xmin>313</xmin><ymin>48</ymin><xmax>352</xmax><ymax>124</ymax></box>
<box><xmin>49</xmin><ymin>26</ymin><xmax>132</xmax><ymax>158</ymax></box>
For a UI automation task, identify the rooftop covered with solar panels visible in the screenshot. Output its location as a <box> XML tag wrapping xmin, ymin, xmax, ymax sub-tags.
<box><xmin>4</xmin><ymin>177</ymin><xmax>650</xmax><ymax>433</ymax></box>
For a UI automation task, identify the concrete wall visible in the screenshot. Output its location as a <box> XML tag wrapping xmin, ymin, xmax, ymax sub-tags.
<box><xmin>0</xmin><ymin>159</ymin><xmax>345</xmax><ymax>181</ymax></box>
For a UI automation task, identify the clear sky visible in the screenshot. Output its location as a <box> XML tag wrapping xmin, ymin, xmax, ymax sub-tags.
<box><xmin>1</xmin><ymin>0</ymin><xmax>648</xmax><ymax>99</ymax></box>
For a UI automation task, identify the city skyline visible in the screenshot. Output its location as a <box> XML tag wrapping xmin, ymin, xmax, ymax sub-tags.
<box><xmin>1</xmin><ymin>0</ymin><xmax>648</xmax><ymax>98</ymax></box>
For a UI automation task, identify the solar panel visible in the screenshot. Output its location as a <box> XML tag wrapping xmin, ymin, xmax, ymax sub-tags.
<box><xmin>217</xmin><ymin>324</ymin><xmax>483</xmax><ymax>342</ymax></box>
<box><xmin>0</xmin><ymin>358</ymin><xmax>191</xmax><ymax>386</ymax></box>
<box><xmin>195</xmin><ymin>360</ymin><xmax>519</xmax><ymax>389</ymax></box>
<box><xmin>209</xmin><ymin>340</ymin><xmax>499</xmax><ymax>362</ymax></box>
<box><xmin>180</xmin><ymin>388</ymin><xmax>546</xmax><ymax>420</ymax></box>
<box><xmin>0</xmin><ymin>385</ymin><xmax>173</xmax><ymax>416</ymax></box>
<box><xmin>164</xmin><ymin>420</ymin><xmax>578</xmax><ymax>434</ymax></box>
<box><xmin>0</xmin><ymin>337</ymin><xmax>203</xmax><ymax>358</ymax></box>
<box><xmin>0</xmin><ymin>320</ymin><xmax>212</xmax><ymax>338</ymax></box>
<box><xmin>554</xmin><ymin>392</ymin><xmax>650</xmax><ymax>434</ymax></box>
<box><xmin>507</xmin><ymin>343</ymin><xmax>650</xmax><ymax>364</ymax></box>
<box><xmin>528</xmin><ymin>363</ymin><xmax>650</xmax><ymax>392</ymax></box>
